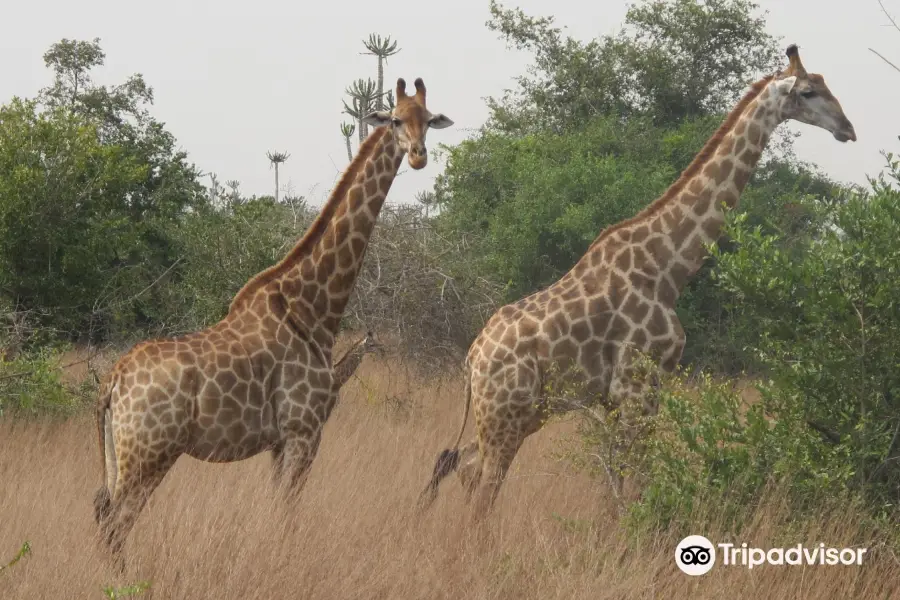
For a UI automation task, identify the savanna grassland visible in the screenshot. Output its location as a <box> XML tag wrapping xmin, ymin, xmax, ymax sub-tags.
<box><xmin>1</xmin><ymin>345</ymin><xmax>898</xmax><ymax>599</ymax></box>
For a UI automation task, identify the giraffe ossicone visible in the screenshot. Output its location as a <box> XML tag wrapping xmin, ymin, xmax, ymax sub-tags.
<box><xmin>92</xmin><ymin>76</ymin><xmax>452</xmax><ymax>558</ymax></box>
<box><xmin>419</xmin><ymin>43</ymin><xmax>855</xmax><ymax>519</ymax></box>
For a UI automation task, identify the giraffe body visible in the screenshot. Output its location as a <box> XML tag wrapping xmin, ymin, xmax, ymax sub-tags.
<box><xmin>421</xmin><ymin>44</ymin><xmax>855</xmax><ymax>517</ymax></box>
<box><xmin>93</xmin><ymin>77</ymin><xmax>452</xmax><ymax>557</ymax></box>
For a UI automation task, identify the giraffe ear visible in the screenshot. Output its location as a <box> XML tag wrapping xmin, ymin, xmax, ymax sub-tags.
<box><xmin>362</xmin><ymin>111</ymin><xmax>393</xmax><ymax>127</ymax></box>
<box><xmin>427</xmin><ymin>113</ymin><xmax>454</xmax><ymax>129</ymax></box>
<box><xmin>774</xmin><ymin>76</ymin><xmax>797</xmax><ymax>96</ymax></box>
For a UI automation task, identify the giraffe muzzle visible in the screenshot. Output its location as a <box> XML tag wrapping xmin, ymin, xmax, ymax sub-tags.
<box><xmin>833</xmin><ymin>127</ymin><xmax>856</xmax><ymax>143</ymax></box>
<box><xmin>833</xmin><ymin>118</ymin><xmax>856</xmax><ymax>143</ymax></box>
<box><xmin>408</xmin><ymin>146</ymin><xmax>428</xmax><ymax>169</ymax></box>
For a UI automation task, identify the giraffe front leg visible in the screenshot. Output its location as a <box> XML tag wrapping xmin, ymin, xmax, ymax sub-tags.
<box><xmin>271</xmin><ymin>383</ymin><xmax>333</xmax><ymax>499</ymax></box>
<box><xmin>274</xmin><ymin>422</ymin><xmax>324</xmax><ymax>500</ymax></box>
<box><xmin>605</xmin><ymin>357</ymin><xmax>658</xmax><ymax>502</ymax></box>
<box><xmin>270</xmin><ymin>442</ymin><xmax>286</xmax><ymax>488</ymax></box>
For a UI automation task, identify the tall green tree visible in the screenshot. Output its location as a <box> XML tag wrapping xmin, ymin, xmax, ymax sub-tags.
<box><xmin>484</xmin><ymin>0</ymin><xmax>782</xmax><ymax>134</ymax></box>
<box><xmin>207</xmin><ymin>173</ymin><xmax>220</xmax><ymax>205</ymax></box>
<box><xmin>224</xmin><ymin>179</ymin><xmax>242</xmax><ymax>207</ymax></box>
<box><xmin>0</xmin><ymin>38</ymin><xmax>205</xmax><ymax>340</ymax></box>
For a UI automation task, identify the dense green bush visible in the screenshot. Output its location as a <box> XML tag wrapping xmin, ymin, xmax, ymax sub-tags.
<box><xmin>0</xmin><ymin>348</ymin><xmax>83</xmax><ymax>418</ymax></box>
<box><xmin>613</xmin><ymin>156</ymin><xmax>900</xmax><ymax>533</ymax></box>
<box><xmin>711</xmin><ymin>155</ymin><xmax>900</xmax><ymax>507</ymax></box>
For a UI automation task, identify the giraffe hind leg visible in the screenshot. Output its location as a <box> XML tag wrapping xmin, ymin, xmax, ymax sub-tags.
<box><xmin>456</xmin><ymin>440</ymin><xmax>482</xmax><ymax>503</ymax></box>
<box><xmin>102</xmin><ymin>458</ymin><xmax>175</xmax><ymax>561</ymax></box>
<box><xmin>94</xmin><ymin>408</ymin><xmax>117</xmax><ymax>526</ymax></box>
<box><xmin>470</xmin><ymin>440</ymin><xmax>520</xmax><ymax>522</ymax></box>
<box><xmin>468</xmin><ymin>370</ymin><xmax>542</xmax><ymax>521</ymax></box>
<box><xmin>416</xmin><ymin>447</ymin><xmax>460</xmax><ymax>512</ymax></box>
<box><xmin>470</xmin><ymin>417</ymin><xmax>538</xmax><ymax>521</ymax></box>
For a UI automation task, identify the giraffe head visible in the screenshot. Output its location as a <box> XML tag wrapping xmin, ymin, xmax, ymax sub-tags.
<box><xmin>773</xmin><ymin>44</ymin><xmax>856</xmax><ymax>143</ymax></box>
<box><xmin>362</xmin><ymin>77</ymin><xmax>454</xmax><ymax>169</ymax></box>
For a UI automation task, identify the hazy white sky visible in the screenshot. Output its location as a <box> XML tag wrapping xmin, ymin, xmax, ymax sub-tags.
<box><xmin>2</xmin><ymin>0</ymin><xmax>899</xmax><ymax>207</ymax></box>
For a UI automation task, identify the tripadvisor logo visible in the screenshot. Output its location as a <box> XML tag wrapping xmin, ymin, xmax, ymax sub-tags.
<box><xmin>676</xmin><ymin>535</ymin><xmax>716</xmax><ymax>576</ymax></box>
<box><xmin>675</xmin><ymin>535</ymin><xmax>868</xmax><ymax>575</ymax></box>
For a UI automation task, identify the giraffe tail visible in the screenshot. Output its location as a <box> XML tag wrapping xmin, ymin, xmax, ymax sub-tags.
<box><xmin>416</xmin><ymin>376</ymin><xmax>471</xmax><ymax>512</ymax></box>
<box><xmin>93</xmin><ymin>376</ymin><xmax>117</xmax><ymax>525</ymax></box>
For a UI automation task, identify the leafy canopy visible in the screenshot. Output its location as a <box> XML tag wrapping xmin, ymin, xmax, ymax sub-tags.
<box><xmin>0</xmin><ymin>38</ymin><xmax>205</xmax><ymax>340</ymax></box>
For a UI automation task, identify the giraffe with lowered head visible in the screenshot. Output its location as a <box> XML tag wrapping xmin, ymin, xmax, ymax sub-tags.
<box><xmin>419</xmin><ymin>44</ymin><xmax>855</xmax><ymax>518</ymax></box>
<box><xmin>93</xmin><ymin>77</ymin><xmax>452</xmax><ymax>556</ymax></box>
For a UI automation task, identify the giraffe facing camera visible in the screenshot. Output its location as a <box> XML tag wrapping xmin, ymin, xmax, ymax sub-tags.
<box><xmin>361</xmin><ymin>77</ymin><xmax>453</xmax><ymax>170</ymax></box>
<box><xmin>92</xmin><ymin>78</ymin><xmax>452</xmax><ymax>560</ymax></box>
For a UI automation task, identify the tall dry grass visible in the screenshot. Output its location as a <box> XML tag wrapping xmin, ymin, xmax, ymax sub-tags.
<box><xmin>1</xmin><ymin>351</ymin><xmax>898</xmax><ymax>599</ymax></box>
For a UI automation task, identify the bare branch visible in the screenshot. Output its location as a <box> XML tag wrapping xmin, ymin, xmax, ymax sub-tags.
<box><xmin>869</xmin><ymin>47</ymin><xmax>900</xmax><ymax>74</ymax></box>
<box><xmin>878</xmin><ymin>0</ymin><xmax>900</xmax><ymax>34</ymax></box>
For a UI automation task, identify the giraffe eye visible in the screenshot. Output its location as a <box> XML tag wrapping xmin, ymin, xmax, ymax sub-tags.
<box><xmin>391</xmin><ymin>117</ymin><xmax>402</xmax><ymax>126</ymax></box>
<box><xmin>799</xmin><ymin>89</ymin><xmax>817</xmax><ymax>99</ymax></box>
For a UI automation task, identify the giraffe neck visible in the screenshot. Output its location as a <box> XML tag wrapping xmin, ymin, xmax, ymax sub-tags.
<box><xmin>278</xmin><ymin>129</ymin><xmax>403</xmax><ymax>339</ymax></box>
<box><xmin>572</xmin><ymin>77</ymin><xmax>784</xmax><ymax>304</ymax></box>
<box><xmin>226</xmin><ymin>127</ymin><xmax>403</xmax><ymax>350</ymax></box>
<box><xmin>658</xmin><ymin>83</ymin><xmax>783</xmax><ymax>290</ymax></box>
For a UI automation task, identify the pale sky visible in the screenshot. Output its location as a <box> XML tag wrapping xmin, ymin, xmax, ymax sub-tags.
<box><xmin>2</xmin><ymin>0</ymin><xmax>899</xmax><ymax>207</ymax></box>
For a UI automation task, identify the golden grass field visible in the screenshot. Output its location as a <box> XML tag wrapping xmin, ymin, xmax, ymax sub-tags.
<box><xmin>1</xmin><ymin>342</ymin><xmax>898</xmax><ymax>599</ymax></box>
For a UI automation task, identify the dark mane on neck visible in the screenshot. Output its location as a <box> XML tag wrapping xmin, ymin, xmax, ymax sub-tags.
<box><xmin>586</xmin><ymin>75</ymin><xmax>774</xmax><ymax>251</ymax></box>
<box><xmin>228</xmin><ymin>126</ymin><xmax>389</xmax><ymax>314</ymax></box>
